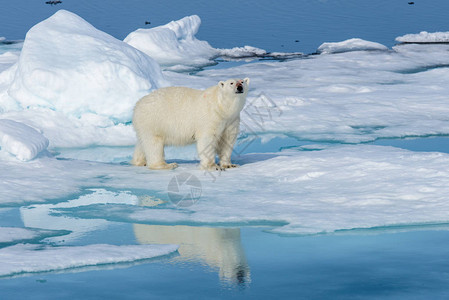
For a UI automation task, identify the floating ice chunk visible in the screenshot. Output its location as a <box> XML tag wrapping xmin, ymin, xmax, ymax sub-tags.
<box><xmin>7</xmin><ymin>10</ymin><xmax>167</xmax><ymax>123</ymax></box>
<box><xmin>396</xmin><ymin>31</ymin><xmax>449</xmax><ymax>43</ymax></box>
<box><xmin>0</xmin><ymin>119</ymin><xmax>49</xmax><ymax>161</ymax></box>
<box><xmin>317</xmin><ymin>38</ymin><xmax>388</xmax><ymax>54</ymax></box>
<box><xmin>21</xmin><ymin>189</ymin><xmax>139</xmax><ymax>243</ymax></box>
<box><xmin>217</xmin><ymin>46</ymin><xmax>267</xmax><ymax>58</ymax></box>
<box><xmin>124</xmin><ymin>15</ymin><xmax>219</xmax><ymax>69</ymax></box>
<box><xmin>0</xmin><ymin>243</ymin><xmax>178</xmax><ymax>277</ymax></box>
<box><xmin>0</xmin><ymin>227</ymin><xmax>67</xmax><ymax>244</ymax></box>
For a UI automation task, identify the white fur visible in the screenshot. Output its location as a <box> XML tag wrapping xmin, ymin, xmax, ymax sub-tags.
<box><xmin>131</xmin><ymin>78</ymin><xmax>250</xmax><ymax>170</ymax></box>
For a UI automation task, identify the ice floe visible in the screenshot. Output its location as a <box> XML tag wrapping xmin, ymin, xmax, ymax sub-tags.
<box><xmin>0</xmin><ymin>227</ymin><xmax>67</xmax><ymax>244</ymax></box>
<box><xmin>5</xmin><ymin>145</ymin><xmax>449</xmax><ymax>235</ymax></box>
<box><xmin>0</xmin><ymin>243</ymin><xmax>178</xmax><ymax>277</ymax></box>
<box><xmin>196</xmin><ymin>42</ymin><xmax>449</xmax><ymax>143</ymax></box>
<box><xmin>124</xmin><ymin>15</ymin><xmax>218</xmax><ymax>70</ymax></box>
<box><xmin>317</xmin><ymin>38</ymin><xmax>388</xmax><ymax>54</ymax></box>
<box><xmin>396</xmin><ymin>31</ymin><xmax>449</xmax><ymax>43</ymax></box>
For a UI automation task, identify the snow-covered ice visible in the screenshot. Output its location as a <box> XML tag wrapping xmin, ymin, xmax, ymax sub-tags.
<box><xmin>124</xmin><ymin>15</ymin><xmax>218</xmax><ymax>70</ymax></box>
<box><xmin>31</xmin><ymin>145</ymin><xmax>449</xmax><ymax>235</ymax></box>
<box><xmin>3</xmin><ymin>11</ymin><xmax>449</xmax><ymax>148</ymax></box>
<box><xmin>5</xmin><ymin>10</ymin><xmax>166</xmax><ymax>123</ymax></box>
<box><xmin>0</xmin><ymin>119</ymin><xmax>49</xmax><ymax>161</ymax></box>
<box><xmin>2</xmin><ymin>144</ymin><xmax>449</xmax><ymax>235</ymax></box>
<box><xmin>0</xmin><ymin>243</ymin><xmax>178</xmax><ymax>277</ymax></box>
<box><xmin>396</xmin><ymin>31</ymin><xmax>449</xmax><ymax>43</ymax></box>
<box><xmin>124</xmin><ymin>14</ymin><xmax>298</xmax><ymax>71</ymax></box>
<box><xmin>0</xmin><ymin>227</ymin><xmax>67</xmax><ymax>244</ymax></box>
<box><xmin>317</xmin><ymin>38</ymin><xmax>388</xmax><ymax>54</ymax></box>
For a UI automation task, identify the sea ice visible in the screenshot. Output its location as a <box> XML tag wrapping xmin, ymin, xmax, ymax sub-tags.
<box><xmin>8</xmin><ymin>145</ymin><xmax>449</xmax><ymax>235</ymax></box>
<box><xmin>0</xmin><ymin>119</ymin><xmax>49</xmax><ymax>161</ymax></box>
<box><xmin>396</xmin><ymin>31</ymin><xmax>449</xmax><ymax>43</ymax></box>
<box><xmin>124</xmin><ymin>15</ymin><xmax>218</xmax><ymax>70</ymax></box>
<box><xmin>195</xmin><ymin>42</ymin><xmax>449</xmax><ymax>143</ymax></box>
<box><xmin>0</xmin><ymin>227</ymin><xmax>66</xmax><ymax>244</ymax></box>
<box><xmin>2</xmin><ymin>12</ymin><xmax>449</xmax><ymax>149</ymax></box>
<box><xmin>0</xmin><ymin>243</ymin><xmax>178</xmax><ymax>277</ymax></box>
<box><xmin>317</xmin><ymin>38</ymin><xmax>388</xmax><ymax>54</ymax></box>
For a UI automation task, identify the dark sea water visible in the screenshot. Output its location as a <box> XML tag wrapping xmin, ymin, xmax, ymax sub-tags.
<box><xmin>1</xmin><ymin>0</ymin><xmax>449</xmax><ymax>53</ymax></box>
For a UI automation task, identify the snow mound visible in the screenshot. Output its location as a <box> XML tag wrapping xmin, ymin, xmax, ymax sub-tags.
<box><xmin>7</xmin><ymin>10</ymin><xmax>167</xmax><ymax>123</ymax></box>
<box><xmin>317</xmin><ymin>38</ymin><xmax>388</xmax><ymax>54</ymax></box>
<box><xmin>396</xmin><ymin>31</ymin><xmax>449</xmax><ymax>43</ymax></box>
<box><xmin>0</xmin><ymin>119</ymin><xmax>49</xmax><ymax>161</ymax></box>
<box><xmin>124</xmin><ymin>15</ymin><xmax>219</xmax><ymax>69</ymax></box>
<box><xmin>0</xmin><ymin>243</ymin><xmax>178</xmax><ymax>277</ymax></box>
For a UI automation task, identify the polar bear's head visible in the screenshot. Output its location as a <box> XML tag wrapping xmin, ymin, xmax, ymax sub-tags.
<box><xmin>215</xmin><ymin>78</ymin><xmax>250</xmax><ymax>118</ymax></box>
<box><xmin>219</xmin><ymin>78</ymin><xmax>250</xmax><ymax>96</ymax></box>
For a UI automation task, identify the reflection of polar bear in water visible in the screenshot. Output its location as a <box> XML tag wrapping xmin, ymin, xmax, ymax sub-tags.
<box><xmin>134</xmin><ymin>224</ymin><xmax>251</xmax><ymax>285</ymax></box>
<box><xmin>134</xmin><ymin>195</ymin><xmax>250</xmax><ymax>285</ymax></box>
<box><xmin>131</xmin><ymin>78</ymin><xmax>250</xmax><ymax>170</ymax></box>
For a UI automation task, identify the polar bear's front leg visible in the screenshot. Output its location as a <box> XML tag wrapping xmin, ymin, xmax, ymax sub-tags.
<box><xmin>218</xmin><ymin>118</ymin><xmax>240</xmax><ymax>169</ymax></box>
<box><xmin>142</xmin><ymin>135</ymin><xmax>177</xmax><ymax>170</ymax></box>
<box><xmin>197</xmin><ymin>136</ymin><xmax>221</xmax><ymax>170</ymax></box>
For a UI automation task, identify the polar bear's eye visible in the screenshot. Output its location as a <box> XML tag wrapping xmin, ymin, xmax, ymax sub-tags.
<box><xmin>230</xmin><ymin>82</ymin><xmax>234</xmax><ymax>85</ymax></box>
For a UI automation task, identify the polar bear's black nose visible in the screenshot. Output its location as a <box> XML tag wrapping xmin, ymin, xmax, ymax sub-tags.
<box><xmin>237</xmin><ymin>85</ymin><xmax>243</xmax><ymax>93</ymax></box>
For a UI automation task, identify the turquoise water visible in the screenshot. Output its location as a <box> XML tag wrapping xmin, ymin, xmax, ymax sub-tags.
<box><xmin>2</xmin><ymin>136</ymin><xmax>449</xmax><ymax>299</ymax></box>
<box><xmin>2</xmin><ymin>222</ymin><xmax>449</xmax><ymax>299</ymax></box>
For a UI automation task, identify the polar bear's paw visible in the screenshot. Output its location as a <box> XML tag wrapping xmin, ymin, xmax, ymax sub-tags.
<box><xmin>200</xmin><ymin>163</ymin><xmax>224</xmax><ymax>171</ymax></box>
<box><xmin>149</xmin><ymin>162</ymin><xmax>178</xmax><ymax>170</ymax></box>
<box><xmin>220</xmin><ymin>163</ymin><xmax>239</xmax><ymax>169</ymax></box>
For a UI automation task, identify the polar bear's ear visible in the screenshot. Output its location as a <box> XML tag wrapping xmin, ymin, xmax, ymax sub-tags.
<box><xmin>219</xmin><ymin>81</ymin><xmax>225</xmax><ymax>89</ymax></box>
<box><xmin>244</xmin><ymin>77</ymin><xmax>250</xmax><ymax>85</ymax></box>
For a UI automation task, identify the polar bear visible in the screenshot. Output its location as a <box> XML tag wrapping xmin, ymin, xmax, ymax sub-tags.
<box><xmin>131</xmin><ymin>78</ymin><xmax>250</xmax><ymax>170</ymax></box>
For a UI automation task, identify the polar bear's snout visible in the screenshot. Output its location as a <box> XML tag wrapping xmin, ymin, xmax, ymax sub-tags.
<box><xmin>236</xmin><ymin>81</ymin><xmax>244</xmax><ymax>93</ymax></box>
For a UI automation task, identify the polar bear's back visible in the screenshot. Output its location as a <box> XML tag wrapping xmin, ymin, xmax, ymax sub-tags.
<box><xmin>133</xmin><ymin>86</ymin><xmax>209</xmax><ymax>146</ymax></box>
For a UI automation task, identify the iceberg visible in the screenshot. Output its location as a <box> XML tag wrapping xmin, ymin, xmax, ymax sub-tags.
<box><xmin>0</xmin><ymin>243</ymin><xmax>178</xmax><ymax>277</ymax></box>
<box><xmin>0</xmin><ymin>119</ymin><xmax>49</xmax><ymax>161</ymax></box>
<box><xmin>317</xmin><ymin>38</ymin><xmax>388</xmax><ymax>54</ymax></box>
<box><xmin>7</xmin><ymin>10</ymin><xmax>167</xmax><ymax>123</ymax></box>
<box><xmin>396</xmin><ymin>31</ymin><xmax>449</xmax><ymax>43</ymax></box>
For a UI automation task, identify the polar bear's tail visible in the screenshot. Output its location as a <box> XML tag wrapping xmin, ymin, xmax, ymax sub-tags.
<box><xmin>131</xmin><ymin>140</ymin><xmax>147</xmax><ymax>166</ymax></box>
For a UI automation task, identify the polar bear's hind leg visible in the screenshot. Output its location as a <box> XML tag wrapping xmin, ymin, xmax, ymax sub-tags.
<box><xmin>131</xmin><ymin>140</ymin><xmax>146</xmax><ymax>166</ymax></box>
<box><xmin>143</xmin><ymin>134</ymin><xmax>178</xmax><ymax>170</ymax></box>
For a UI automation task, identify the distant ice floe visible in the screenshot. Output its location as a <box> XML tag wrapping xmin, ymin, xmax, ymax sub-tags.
<box><xmin>124</xmin><ymin>15</ymin><xmax>219</xmax><ymax>71</ymax></box>
<box><xmin>0</xmin><ymin>119</ymin><xmax>48</xmax><ymax>161</ymax></box>
<box><xmin>125</xmin><ymin>15</ymin><xmax>302</xmax><ymax>71</ymax></box>
<box><xmin>7</xmin><ymin>10</ymin><xmax>167</xmax><ymax>124</ymax></box>
<box><xmin>0</xmin><ymin>227</ymin><xmax>66</xmax><ymax>244</ymax></box>
<box><xmin>317</xmin><ymin>38</ymin><xmax>388</xmax><ymax>54</ymax></box>
<box><xmin>0</xmin><ymin>243</ymin><xmax>178</xmax><ymax>277</ymax></box>
<box><xmin>396</xmin><ymin>31</ymin><xmax>449</xmax><ymax>43</ymax></box>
